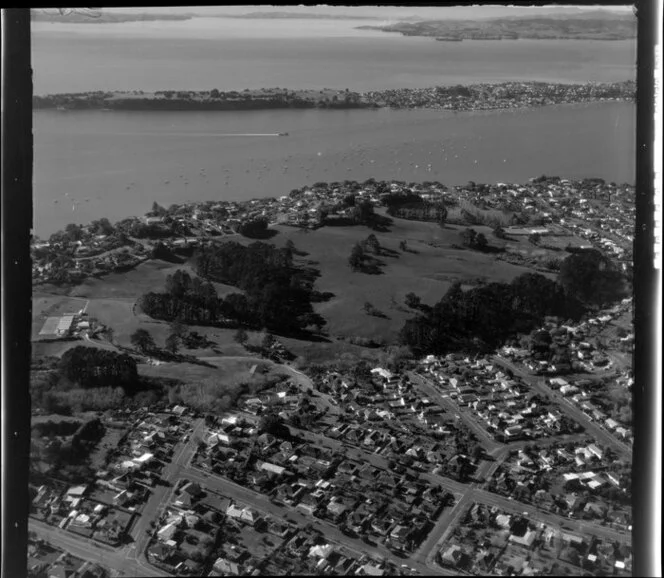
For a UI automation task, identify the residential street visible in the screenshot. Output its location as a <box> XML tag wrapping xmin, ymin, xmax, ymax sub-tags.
<box><xmin>491</xmin><ymin>356</ymin><xmax>631</xmax><ymax>455</ymax></box>
<box><xmin>30</xmin><ymin>518</ymin><xmax>164</xmax><ymax>578</ymax></box>
<box><xmin>29</xmin><ymin>358</ymin><xmax>630</xmax><ymax>577</ymax></box>
<box><xmin>408</xmin><ymin>371</ymin><xmax>502</xmax><ymax>452</ymax></box>
<box><xmin>124</xmin><ymin>418</ymin><xmax>207</xmax><ymax>570</ymax></box>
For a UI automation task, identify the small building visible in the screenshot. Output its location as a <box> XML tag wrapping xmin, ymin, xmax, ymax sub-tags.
<box><xmin>259</xmin><ymin>462</ymin><xmax>285</xmax><ymax>476</ymax></box>
<box><xmin>509</xmin><ymin>529</ymin><xmax>537</xmax><ymax>548</ymax></box>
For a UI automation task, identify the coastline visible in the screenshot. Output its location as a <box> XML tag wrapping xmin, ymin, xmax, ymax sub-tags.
<box><xmin>33</xmin><ymin>81</ymin><xmax>635</xmax><ymax>114</ymax></box>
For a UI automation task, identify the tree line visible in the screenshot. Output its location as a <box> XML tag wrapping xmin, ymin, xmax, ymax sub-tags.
<box><xmin>59</xmin><ymin>346</ymin><xmax>138</xmax><ymax>388</ymax></box>
<box><xmin>384</xmin><ymin>192</ymin><xmax>448</xmax><ymax>224</ymax></box>
<box><xmin>399</xmin><ymin>248</ymin><xmax>628</xmax><ymax>355</ymax></box>
<box><xmin>139</xmin><ymin>241</ymin><xmax>326</xmax><ymax>336</ymax></box>
<box><xmin>399</xmin><ymin>273</ymin><xmax>585</xmax><ymax>355</ymax></box>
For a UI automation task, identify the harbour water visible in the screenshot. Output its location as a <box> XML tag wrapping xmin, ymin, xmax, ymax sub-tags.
<box><xmin>34</xmin><ymin>101</ymin><xmax>635</xmax><ymax>237</ymax></box>
<box><xmin>32</xmin><ymin>19</ymin><xmax>635</xmax><ymax>94</ymax></box>
<box><xmin>32</xmin><ymin>16</ymin><xmax>635</xmax><ymax>237</ymax></box>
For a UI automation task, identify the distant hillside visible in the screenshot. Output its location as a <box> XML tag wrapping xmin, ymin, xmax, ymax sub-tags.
<box><xmin>30</xmin><ymin>10</ymin><xmax>194</xmax><ymax>24</ymax></box>
<box><xmin>358</xmin><ymin>14</ymin><xmax>636</xmax><ymax>41</ymax></box>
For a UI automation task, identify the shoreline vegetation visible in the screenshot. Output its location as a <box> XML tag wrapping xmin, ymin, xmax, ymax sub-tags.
<box><xmin>33</xmin><ymin>81</ymin><xmax>635</xmax><ymax>113</ymax></box>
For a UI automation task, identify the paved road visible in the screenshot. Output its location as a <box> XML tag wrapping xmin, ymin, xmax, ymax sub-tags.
<box><xmin>30</xmin><ymin>351</ymin><xmax>631</xmax><ymax>576</ymax></box>
<box><xmin>492</xmin><ymin>356</ymin><xmax>632</xmax><ymax>455</ymax></box>
<box><xmin>423</xmin><ymin>487</ymin><xmax>478</xmax><ymax>568</ymax></box>
<box><xmin>124</xmin><ymin>418</ymin><xmax>206</xmax><ymax>569</ymax></box>
<box><xmin>83</xmin><ymin>333</ymin><xmax>118</xmax><ymax>351</ymax></box>
<box><xmin>471</xmin><ymin>487</ymin><xmax>630</xmax><ymax>542</ymax></box>
<box><xmin>184</xmin><ymin>466</ymin><xmax>446</xmax><ymax>576</ymax></box>
<box><xmin>29</xmin><ymin>518</ymin><xmax>163</xmax><ymax>578</ymax></box>
<box><xmin>408</xmin><ymin>371</ymin><xmax>501</xmax><ymax>452</ymax></box>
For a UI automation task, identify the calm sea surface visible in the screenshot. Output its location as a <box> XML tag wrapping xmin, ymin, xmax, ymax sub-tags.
<box><xmin>34</xmin><ymin>102</ymin><xmax>635</xmax><ymax>236</ymax></box>
<box><xmin>31</xmin><ymin>18</ymin><xmax>635</xmax><ymax>93</ymax></box>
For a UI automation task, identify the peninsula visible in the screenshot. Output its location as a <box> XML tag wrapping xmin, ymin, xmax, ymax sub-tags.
<box><xmin>356</xmin><ymin>12</ymin><xmax>636</xmax><ymax>41</ymax></box>
<box><xmin>33</xmin><ymin>81</ymin><xmax>634</xmax><ymax>113</ymax></box>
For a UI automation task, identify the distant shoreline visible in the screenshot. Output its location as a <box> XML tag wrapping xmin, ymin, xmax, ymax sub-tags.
<box><xmin>356</xmin><ymin>14</ymin><xmax>636</xmax><ymax>41</ymax></box>
<box><xmin>33</xmin><ymin>81</ymin><xmax>635</xmax><ymax>114</ymax></box>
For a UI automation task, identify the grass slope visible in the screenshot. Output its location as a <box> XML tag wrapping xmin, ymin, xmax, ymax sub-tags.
<box><xmin>270</xmin><ymin>217</ymin><xmax>543</xmax><ymax>344</ymax></box>
<box><xmin>31</xmin><ymin>215</ymin><xmax>570</xmax><ymax>362</ymax></box>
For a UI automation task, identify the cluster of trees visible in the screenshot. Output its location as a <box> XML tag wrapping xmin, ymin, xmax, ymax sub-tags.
<box><xmin>348</xmin><ymin>233</ymin><xmax>392</xmax><ymax>273</ymax></box>
<box><xmin>59</xmin><ymin>346</ymin><xmax>138</xmax><ymax>388</ymax></box>
<box><xmin>114</xmin><ymin>216</ymin><xmax>187</xmax><ymax>240</ymax></box>
<box><xmin>348</xmin><ymin>243</ymin><xmax>366</xmax><ymax>271</ymax></box>
<box><xmin>34</xmin><ymin>89</ymin><xmax>371</xmax><ymax>112</ymax></box>
<box><xmin>130</xmin><ymin>328</ymin><xmax>158</xmax><ymax>353</ymax></box>
<box><xmin>459</xmin><ymin>228</ymin><xmax>489</xmax><ymax>250</ymax></box>
<box><xmin>237</xmin><ymin>216</ymin><xmax>270</xmax><ymax>238</ymax></box>
<box><xmin>138</xmin><ymin>270</ymin><xmax>233</xmax><ymax>328</ymax></box>
<box><xmin>558</xmin><ymin>249</ymin><xmax>628</xmax><ymax>307</ymax></box>
<box><xmin>404</xmin><ymin>292</ymin><xmax>430</xmax><ymax>313</ymax></box>
<box><xmin>492</xmin><ymin>226</ymin><xmax>507</xmax><ymax>239</ymax></box>
<box><xmin>400</xmin><ymin>273</ymin><xmax>585</xmax><ymax>355</ymax></box>
<box><xmin>192</xmin><ymin>241</ymin><xmax>326</xmax><ymax>335</ymax></box>
<box><xmin>32</xmin><ymin>418</ymin><xmax>105</xmax><ymax>468</ymax></box>
<box><xmin>385</xmin><ymin>193</ymin><xmax>447</xmax><ymax>224</ymax></box>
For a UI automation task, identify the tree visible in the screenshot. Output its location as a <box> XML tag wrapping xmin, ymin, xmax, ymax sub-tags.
<box><xmin>210</xmin><ymin>88</ymin><xmax>220</xmax><ymax>99</ymax></box>
<box><xmin>90</xmin><ymin>217</ymin><xmax>114</xmax><ymax>236</ymax></box>
<box><xmin>64</xmin><ymin>223</ymin><xmax>84</xmax><ymax>242</ymax></box>
<box><xmin>261</xmin><ymin>333</ymin><xmax>276</xmax><ymax>350</ymax></box>
<box><xmin>437</xmin><ymin>204</ymin><xmax>448</xmax><ymax>227</ymax></box>
<box><xmin>405</xmin><ymin>292</ymin><xmax>421</xmax><ymax>310</ymax></box>
<box><xmin>165</xmin><ymin>333</ymin><xmax>179</xmax><ymax>355</ymax></box>
<box><xmin>399</xmin><ymin>240</ymin><xmax>407</xmax><ymax>251</ymax></box>
<box><xmin>459</xmin><ymin>228</ymin><xmax>478</xmax><ymax>248</ymax></box>
<box><xmin>151</xmin><ymin>202</ymin><xmax>167</xmax><ymax>216</ymax></box>
<box><xmin>365</xmin><ymin>233</ymin><xmax>380</xmax><ymax>254</ymax></box>
<box><xmin>130</xmin><ymin>328</ymin><xmax>155</xmax><ymax>353</ymax></box>
<box><xmin>475</xmin><ymin>233</ymin><xmax>488</xmax><ymax>250</ymax></box>
<box><xmin>493</xmin><ymin>226</ymin><xmax>506</xmax><ymax>239</ymax></box>
<box><xmin>528</xmin><ymin>232</ymin><xmax>541</xmax><ymax>245</ymax></box>
<box><xmin>238</xmin><ymin>216</ymin><xmax>269</xmax><ymax>238</ymax></box>
<box><xmin>559</xmin><ymin>249</ymin><xmax>627</xmax><ymax>306</ymax></box>
<box><xmin>259</xmin><ymin>411</ymin><xmax>288</xmax><ymax>437</ymax></box>
<box><xmin>234</xmin><ymin>328</ymin><xmax>248</xmax><ymax>345</ymax></box>
<box><xmin>59</xmin><ymin>346</ymin><xmax>138</xmax><ymax>388</ymax></box>
<box><xmin>348</xmin><ymin>242</ymin><xmax>364</xmax><ymax>271</ymax></box>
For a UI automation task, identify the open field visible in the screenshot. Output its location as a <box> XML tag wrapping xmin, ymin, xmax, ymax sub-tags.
<box><xmin>270</xmin><ymin>218</ymin><xmax>539</xmax><ymax>343</ymax></box>
<box><xmin>137</xmin><ymin>357</ymin><xmax>269</xmax><ymax>384</ymax></box>
<box><xmin>31</xmin><ymin>339</ymin><xmax>102</xmax><ymax>359</ymax></box>
<box><xmin>69</xmin><ymin>260</ymin><xmax>198</xmax><ymax>300</ymax></box>
<box><xmin>32</xmin><ymin>214</ymin><xmax>574</xmax><ymax>362</ymax></box>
